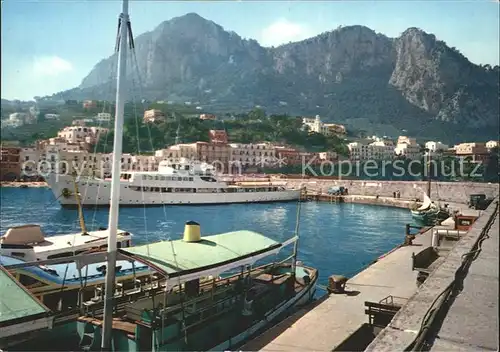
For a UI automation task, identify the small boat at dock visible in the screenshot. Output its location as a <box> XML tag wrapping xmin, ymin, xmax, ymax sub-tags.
<box><xmin>1</xmin><ymin>222</ymin><xmax>317</xmax><ymax>351</ymax></box>
<box><xmin>410</xmin><ymin>192</ymin><xmax>450</xmax><ymax>226</ymax></box>
<box><xmin>0</xmin><ymin>224</ymin><xmax>132</xmax><ymax>262</ymax></box>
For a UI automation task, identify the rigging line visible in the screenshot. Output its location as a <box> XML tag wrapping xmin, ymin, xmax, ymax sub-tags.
<box><xmin>89</xmin><ymin>25</ymin><xmax>120</xmax><ymax>231</ymax></box>
<box><xmin>130</xmin><ymin>35</ymin><xmax>171</xmax><ymax>243</ymax></box>
<box><xmin>130</xmin><ymin>52</ymin><xmax>150</xmax><ymax>257</ymax></box>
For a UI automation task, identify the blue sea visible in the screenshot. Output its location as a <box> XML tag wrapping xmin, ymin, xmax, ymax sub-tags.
<box><xmin>0</xmin><ymin>187</ymin><xmax>414</xmax><ymax>285</ymax></box>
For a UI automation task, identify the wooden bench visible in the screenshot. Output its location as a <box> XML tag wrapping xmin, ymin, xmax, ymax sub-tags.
<box><xmin>364</xmin><ymin>301</ymin><xmax>401</xmax><ymax>327</ymax></box>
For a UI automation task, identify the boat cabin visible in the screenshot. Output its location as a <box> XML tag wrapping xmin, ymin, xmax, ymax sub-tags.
<box><xmin>0</xmin><ymin>225</ymin><xmax>132</xmax><ymax>262</ymax></box>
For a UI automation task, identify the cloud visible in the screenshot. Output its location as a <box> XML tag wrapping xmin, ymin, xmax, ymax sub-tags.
<box><xmin>32</xmin><ymin>56</ymin><xmax>73</xmax><ymax>77</ymax></box>
<box><xmin>260</xmin><ymin>19</ymin><xmax>314</xmax><ymax>47</ymax></box>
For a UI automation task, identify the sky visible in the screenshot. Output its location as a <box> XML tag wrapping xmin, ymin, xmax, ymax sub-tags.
<box><xmin>2</xmin><ymin>0</ymin><xmax>499</xmax><ymax>101</ymax></box>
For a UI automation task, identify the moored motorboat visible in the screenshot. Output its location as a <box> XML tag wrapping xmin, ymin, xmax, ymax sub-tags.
<box><xmin>0</xmin><ymin>224</ymin><xmax>132</xmax><ymax>262</ymax></box>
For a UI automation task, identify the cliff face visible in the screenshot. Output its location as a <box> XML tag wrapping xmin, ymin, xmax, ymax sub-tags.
<box><xmin>53</xmin><ymin>13</ymin><xmax>499</xmax><ymax>141</ymax></box>
<box><xmin>389</xmin><ymin>28</ymin><xmax>498</xmax><ymax>128</ymax></box>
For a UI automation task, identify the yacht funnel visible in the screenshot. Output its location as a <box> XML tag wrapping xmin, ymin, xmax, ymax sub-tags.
<box><xmin>183</xmin><ymin>221</ymin><xmax>201</xmax><ymax>242</ymax></box>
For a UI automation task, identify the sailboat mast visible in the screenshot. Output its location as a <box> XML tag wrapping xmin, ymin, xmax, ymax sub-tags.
<box><xmin>101</xmin><ymin>0</ymin><xmax>129</xmax><ymax>350</ymax></box>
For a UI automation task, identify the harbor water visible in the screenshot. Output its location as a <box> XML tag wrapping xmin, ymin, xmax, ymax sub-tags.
<box><xmin>1</xmin><ymin>187</ymin><xmax>414</xmax><ymax>285</ymax></box>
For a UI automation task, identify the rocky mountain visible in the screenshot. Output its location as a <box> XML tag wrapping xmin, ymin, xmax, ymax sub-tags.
<box><xmin>52</xmin><ymin>13</ymin><xmax>499</xmax><ymax>142</ymax></box>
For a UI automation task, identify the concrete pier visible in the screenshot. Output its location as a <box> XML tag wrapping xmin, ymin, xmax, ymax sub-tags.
<box><xmin>291</xmin><ymin>179</ymin><xmax>498</xmax><ymax>204</ymax></box>
<box><xmin>242</xmin><ymin>199</ymin><xmax>498</xmax><ymax>352</ymax></box>
<box><xmin>366</xmin><ymin>199</ymin><xmax>499</xmax><ymax>352</ymax></box>
<box><xmin>242</xmin><ymin>226</ymin><xmax>435</xmax><ymax>351</ymax></box>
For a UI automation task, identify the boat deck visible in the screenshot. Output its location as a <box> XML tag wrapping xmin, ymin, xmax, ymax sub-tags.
<box><xmin>78</xmin><ymin>316</ymin><xmax>137</xmax><ymax>336</ymax></box>
<box><xmin>33</xmin><ymin>229</ymin><xmax>131</xmax><ymax>254</ymax></box>
<box><xmin>76</xmin><ymin>265</ymin><xmax>317</xmax><ymax>343</ymax></box>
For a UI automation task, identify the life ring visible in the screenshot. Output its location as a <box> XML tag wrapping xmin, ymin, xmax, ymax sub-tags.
<box><xmin>61</xmin><ymin>188</ymin><xmax>72</xmax><ymax>198</ymax></box>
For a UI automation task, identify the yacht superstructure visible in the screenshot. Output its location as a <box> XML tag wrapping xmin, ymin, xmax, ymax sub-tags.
<box><xmin>46</xmin><ymin>158</ymin><xmax>300</xmax><ymax>206</ymax></box>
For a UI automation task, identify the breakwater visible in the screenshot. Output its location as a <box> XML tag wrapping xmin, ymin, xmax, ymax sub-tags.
<box><xmin>290</xmin><ymin>179</ymin><xmax>498</xmax><ymax>204</ymax></box>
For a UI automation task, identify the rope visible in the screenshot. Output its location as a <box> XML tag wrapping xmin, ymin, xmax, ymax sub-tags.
<box><xmin>127</xmin><ymin>20</ymin><xmax>173</xmax><ymax>347</ymax></box>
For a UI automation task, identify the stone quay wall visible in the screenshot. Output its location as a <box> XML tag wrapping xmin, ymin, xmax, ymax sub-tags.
<box><xmin>288</xmin><ymin>179</ymin><xmax>499</xmax><ymax>204</ymax></box>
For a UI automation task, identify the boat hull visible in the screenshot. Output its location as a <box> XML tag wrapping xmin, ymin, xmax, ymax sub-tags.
<box><xmin>410</xmin><ymin>207</ymin><xmax>441</xmax><ymax>225</ymax></box>
<box><xmin>6</xmin><ymin>264</ymin><xmax>317</xmax><ymax>351</ymax></box>
<box><xmin>46</xmin><ymin>174</ymin><xmax>300</xmax><ymax>207</ymax></box>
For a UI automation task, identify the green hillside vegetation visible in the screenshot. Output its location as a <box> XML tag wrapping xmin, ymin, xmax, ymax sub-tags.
<box><xmin>1</xmin><ymin>101</ymin><xmax>349</xmax><ymax>156</ymax></box>
<box><xmin>96</xmin><ymin>105</ymin><xmax>349</xmax><ymax>155</ymax></box>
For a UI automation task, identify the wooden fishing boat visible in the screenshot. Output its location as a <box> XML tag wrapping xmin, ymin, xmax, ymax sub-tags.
<box><xmin>71</xmin><ymin>223</ymin><xmax>317</xmax><ymax>351</ymax></box>
<box><xmin>2</xmin><ymin>223</ymin><xmax>317</xmax><ymax>351</ymax></box>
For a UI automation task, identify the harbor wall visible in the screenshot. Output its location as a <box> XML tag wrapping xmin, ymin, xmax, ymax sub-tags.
<box><xmin>289</xmin><ymin>180</ymin><xmax>499</xmax><ymax>204</ymax></box>
<box><xmin>343</xmin><ymin>195</ymin><xmax>413</xmax><ymax>209</ymax></box>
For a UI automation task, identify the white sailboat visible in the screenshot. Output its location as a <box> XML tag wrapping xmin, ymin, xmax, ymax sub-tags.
<box><xmin>410</xmin><ymin>191</ymin><xmax>440</xmax><ymax>223</ymax></box>
<box><xmin>410</xmin><ymin>151</ymin><xmax>447</xmax><ymax>224</ymax></box>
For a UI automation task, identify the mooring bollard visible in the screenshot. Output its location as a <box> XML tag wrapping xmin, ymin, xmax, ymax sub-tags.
<box><xmin>327</xmin><ymin>275</ymin><xmax>348</xmax><ymax>294</ymax></box>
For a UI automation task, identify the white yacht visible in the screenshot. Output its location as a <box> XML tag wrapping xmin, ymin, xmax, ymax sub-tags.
<box><xmin>46</xmin><ymin>158</ymin><xmax>301</xmax><ymax>207</ymax></box>
<box><xmin>0</xmin><ymin>224</ymin><xmax>132</xmax><ymax>261</ymax></box>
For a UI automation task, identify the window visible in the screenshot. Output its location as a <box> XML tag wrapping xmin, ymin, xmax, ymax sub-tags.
<box><xmin>47</xmin><ymin>252</ymin><xmax>73</xmax><ymax>259</ymax></box>
<box><xmin>19</xmin><ymin>274</ymin><xmax>42</xmax><ymax>287</ymax></box>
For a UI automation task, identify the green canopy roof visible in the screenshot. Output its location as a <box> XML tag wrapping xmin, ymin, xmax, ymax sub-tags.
<box><xmin>0</xmin><ymin>266</ymin><xmax>50</xmax><ymax>325</ymax></box>
<box><xmin>120</xmin><ymin>230</ymin><xmax>281</xmax><ymax>277</ymax></box>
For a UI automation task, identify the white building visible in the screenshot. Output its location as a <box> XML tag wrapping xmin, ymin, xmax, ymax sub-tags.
<box><xmin>155</xmin><ymin>144</ymin><xmax>198</xmax><ymax>162</ymax></box>
<box><xmin>95</xmin><ymin>112</ymin><xmax>112</xmax><ymax>123</ymax></box>
<box><xmin>369</xmin><ymin>139</ymin><xmax>395</xmax><ymax>160</ymax></box>
<box><xmin>6</xmin><ymin>113</ymin><xmax>28</xmax><ymax>127</ymax></box>
<box><xmin>486</xmin><ymin>140</ymin><xmax>498</xmax><ymax>150</ymax></box>
<box><xmin>318</xmin><ymin>151</ymin><xmax>338</xmax><ymax>161</ymax></box>
<box><xmin>348</xmin><ymin>142</ymin><xmax>372</xmax><ymax>161</ymax></box>
<box><xmin>394</xmin><ymin>136</ymin><xmax>421</xmax><ymax>160</ymax></box>
<box><xmin>302</xmin><ymin>115</ymin><xmax>346</xmax><ymax>136</ymax></box>
<box><xmin>425</xmin><ymin>141</ymin><xmax>449</xmax><ymax>153</ymax></box>
<box><xmin>45</xmin><ymin>114</ymin><xmax>60</xmax><ymax>120</ymax></box>
<box><xmin>229</xmin><ymin>143</ymin><xmax>276</xmax><ymax>167</ymax></box>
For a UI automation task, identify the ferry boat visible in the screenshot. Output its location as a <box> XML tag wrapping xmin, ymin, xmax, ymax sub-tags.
<box><xmin>0</xmin><ymin>224</ymin><xmax>132</xmax><ymax>262</ymax></box>
<box><xmin>46</xmin><ymin>158</ymin><xmax>301</xmax><ymax>207</ymax></box>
